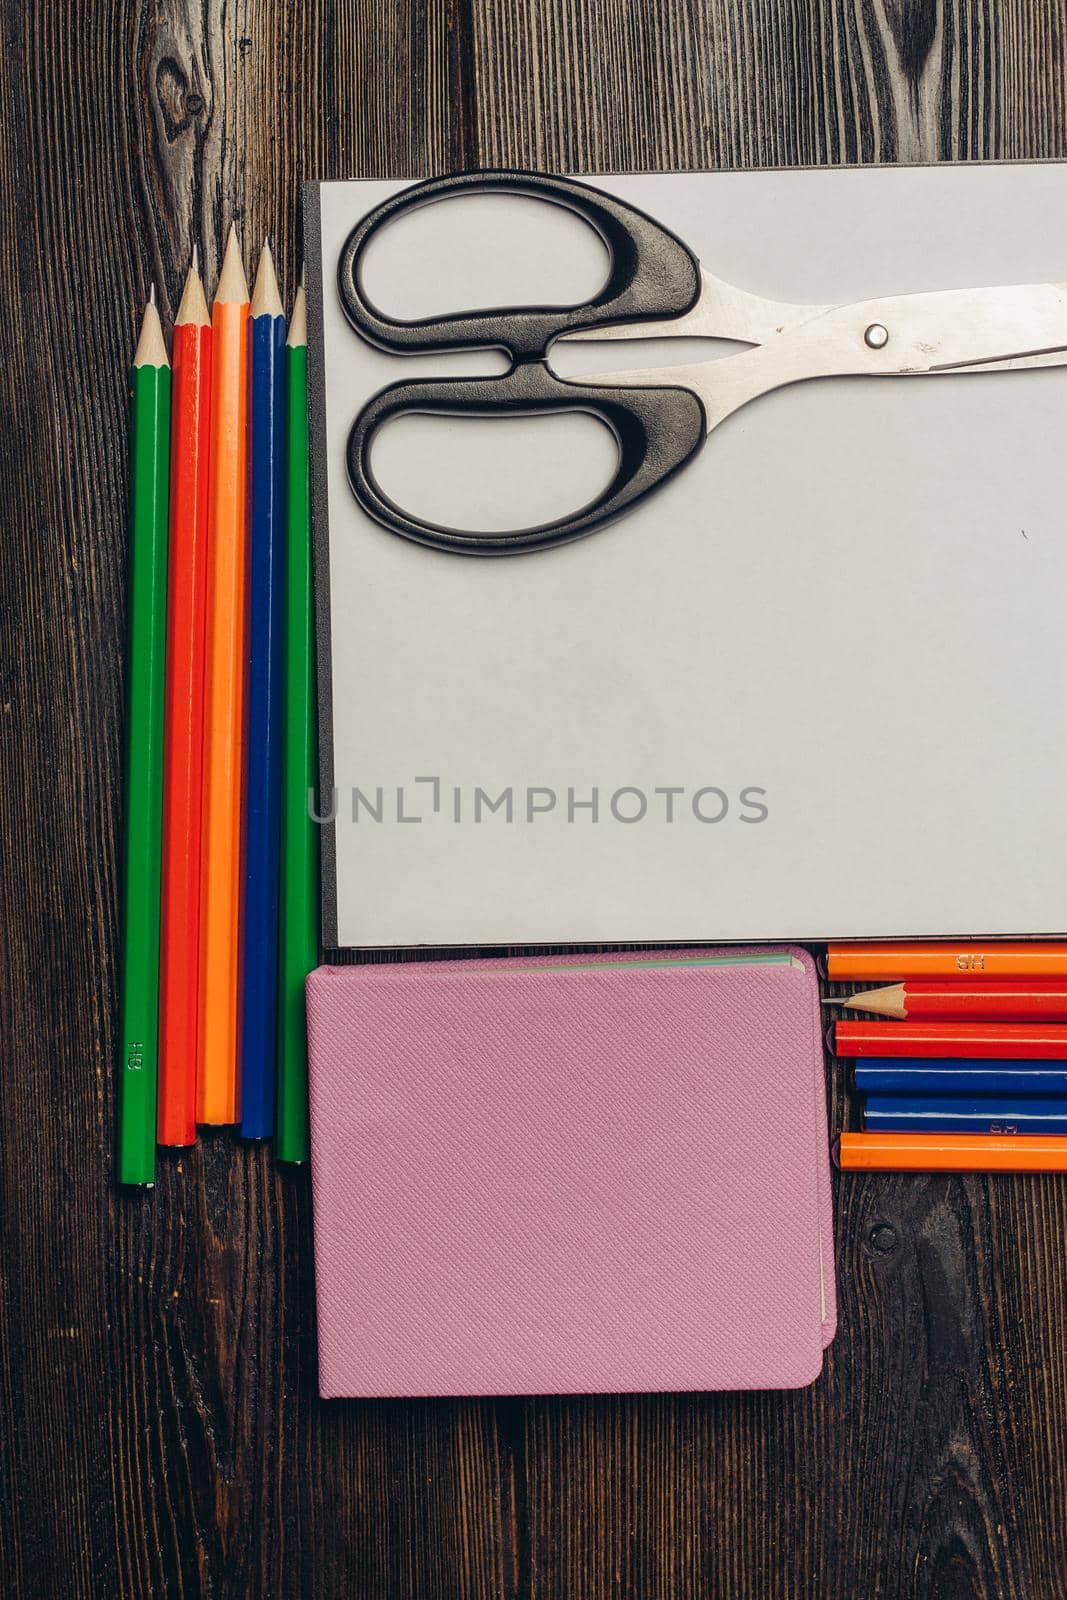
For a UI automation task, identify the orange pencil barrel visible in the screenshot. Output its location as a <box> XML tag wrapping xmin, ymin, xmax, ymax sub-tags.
<box><xmin>159</xmin><ymin>261</ymin><xmax>212</xmax><ymax>1144</ymax></box>
<box><xmin>199</xmin><ymin>228</ymin><xmax>250</xmax><ymax>1124</ymax></box>
<box><xmin>828</xmin><ymin>941</ymin><xmax>1067</xmax><ymax>981</ymax></box>
<box><xmin>839</xmin><ymin>1132</ymin><xmax>1067</xmax><ymax>1173</ymax></box>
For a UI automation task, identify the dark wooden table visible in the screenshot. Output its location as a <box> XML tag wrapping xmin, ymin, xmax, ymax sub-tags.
<box><xmin>3</xmin><ymin>4</ymin><xmax>1067</xmax><ymax>1596</ymax></box>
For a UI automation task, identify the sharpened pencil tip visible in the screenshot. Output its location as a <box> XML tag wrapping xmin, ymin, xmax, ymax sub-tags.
<box><xmin>192</xmin><ymin>242</ymin><xmax>199</xmax><ymax>274</ymax></box>
<box><xmin>251</xmin><ymin>238</ymin><xmax>284</xmax><ymax>319</ymax></box>
<box><xmin>216</xmin><ymin>224</ymin><xmax>250</xmax><ymax>305</ymax></box>
<box><xmin>287</xmin><ymin>282</ymin><xmax>307</xmax><ymax>348</ymax></box>
<box><xmin>134</xmin><ymin>295</ymin><xmax>170</xmax><ymax>369</ymax></box>
<box><xmin>176</xmin><ymin>250</ymin><xmax>211</xmax><ymax>328</ymax></box>
<box><xmin>149</xmin><ymin>282</ymin><xmax>156</xmax><ymax>306</ymax></box>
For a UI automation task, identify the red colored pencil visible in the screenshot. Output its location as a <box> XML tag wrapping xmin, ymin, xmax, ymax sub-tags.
<box><xmin>837</xmin><ymin>982</ymin><xmax>1067</xmax><ymax>1022</ymax></box>
<box><xmin>158</xmin><ymin>251</ymin><xmax>212</xmax><ymax>1145</ymax></box>
<box><xmin>836</xmin><ymin>1020</ymin><xmax>1067</xmax><ymax>1060</ymax></box>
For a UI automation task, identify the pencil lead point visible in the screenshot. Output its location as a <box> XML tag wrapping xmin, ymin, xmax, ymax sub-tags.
<box><xmin>192</xmin><ymin>243</ymin><xmax>199</xmax><ymax>274</ymax></box>
<box><xmin>149</xmin><ymin>282</ymin><xmax>156</xmax><ymax>306</ymax></box>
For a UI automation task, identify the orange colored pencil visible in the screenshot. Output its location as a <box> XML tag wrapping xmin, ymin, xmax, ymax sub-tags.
<box><xmin>158</xmin><ymin>251</ymin><xmax>212</xmax><ymax>1145</ymax></box>
<box><xmin>827</xmin><ymin>941</ymin><xmax>1067</xmax><ymax>981</ymax></box>
<box><xmin>199</xmin><ymin>225</ymin><xmax>250</xmax><ymax>1124</ymax></box>
<box><xmin>837</xmin><ymin>981</ymin><xmax>1067</xmax><ymax>1022</ymax></box>
<box><xmin>836</xmin><ymin>1020</ymin><xmax>1067</xmax><ymax>1060</ymax></box>
<box><xmin>838</xmin><ymin>1132</ymin><xmax>1067</xmax><ymax>1173</ymax></box>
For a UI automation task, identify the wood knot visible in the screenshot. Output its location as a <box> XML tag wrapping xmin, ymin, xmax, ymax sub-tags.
<box><xmin>155</xmin><ymin>57</ymin><xmax>209</xmax><ymax>141</ymax></box>
<box><xmin>866</xmin><ymin>1221</ymin><xmax>900</xmax><ymax>1258</ymax></box>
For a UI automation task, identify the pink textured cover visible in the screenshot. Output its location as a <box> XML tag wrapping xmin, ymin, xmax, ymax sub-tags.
<box><xmin>306</xmin><ymin>947</ymin><xmax>835</xmax><ymax>1398</ymax></box>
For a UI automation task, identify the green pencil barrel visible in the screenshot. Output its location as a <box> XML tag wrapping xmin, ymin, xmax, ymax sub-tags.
<box><xmin>277</xmin><ymin>340</ymin><xmax>318</xmax><ymax>1162</ymax></box>
<box><xmin>119</xmin><ymin>361</ymin><xmax>171</xmax><ymax>1184</ymax></box>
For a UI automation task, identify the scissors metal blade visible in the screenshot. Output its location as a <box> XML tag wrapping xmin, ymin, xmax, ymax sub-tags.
<box><xmin>559</xmin><ymin>266</ymin><xmax>832</xmax><ymax>346</ymax></box>
<box><xmin>566</xmin><ymin>282</ymin><xmax>1067</xmax><ymax>432</ymax></box>
<box><xmin>927</xmin><ymin>343</ymin><xmax>1067</xmax><ymax>374</ymax></box>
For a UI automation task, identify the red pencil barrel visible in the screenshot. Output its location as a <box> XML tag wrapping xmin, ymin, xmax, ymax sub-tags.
<box><xmin>903</xmin><ymin>982</ymin><xmax>1067</xmax><ymax>1020</ymax></box>
<box><xmin>837</xmin><ymin>1020</ymin><xmax>1067</xmax><ymax>1059</ymax></box>
<box><xmin>158</xmin><ymin>318</ymin><xmax>212</xmax><ymax>1144</ymax></box>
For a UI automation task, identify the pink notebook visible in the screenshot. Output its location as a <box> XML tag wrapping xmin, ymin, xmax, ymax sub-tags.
<box><xmin>306</xmin><ymin>948</ymin><xmax>836</xmax><ymax>1397</ymax></box>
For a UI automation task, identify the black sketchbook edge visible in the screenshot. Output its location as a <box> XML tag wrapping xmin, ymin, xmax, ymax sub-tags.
<box><xmin>302</xmin><ymin>180</ymin><xmax>339</xmax><ymax>950</ymax></box>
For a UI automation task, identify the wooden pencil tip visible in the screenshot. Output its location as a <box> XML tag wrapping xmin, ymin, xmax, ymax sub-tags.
<box><xmin>134</xmin><ymin>296</ymin><xmax>169</xmax><ymax>369</ymax></box>
<box><xmin>844</xmin><ymin>984</ymin><xmax>906</xmax><ymax>1019</ymax></box>
<box><xmin>215</xmin><ymin>224</ymin><xmax>249</xmax><ymax>305</ymax></box>
<box><xmin>251</xmin><ymin>239</ymin><xmax>284</xmax><ymax>319</ymax></box>
<box><xmin>287</xmin><ymin>283</ymin><xmax>307</xmax><ymax>347</ymax></box>
<box><xmin>175</xmin><ymin>253</ymin><xmax>210</xmax><ymax>328</ymax></box>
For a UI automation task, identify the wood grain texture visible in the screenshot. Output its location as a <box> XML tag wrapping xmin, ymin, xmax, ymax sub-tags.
<box><xmin>1</xmin><ymin>1</ymin><xmax>1066</xmax><ymax>1595</ymax></box>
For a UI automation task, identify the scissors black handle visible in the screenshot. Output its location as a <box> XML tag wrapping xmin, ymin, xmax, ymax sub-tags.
<box><xmin>338</xmin><ymin>170</ymin><xmax>707</xmax><ymax>554</ymax></box>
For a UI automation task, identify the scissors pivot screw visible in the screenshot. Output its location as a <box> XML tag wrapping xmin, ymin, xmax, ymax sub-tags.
<box><xmin>864</xmin><ymin>323</ymin><xmax>890</xmax><ymax>350</ymax></box>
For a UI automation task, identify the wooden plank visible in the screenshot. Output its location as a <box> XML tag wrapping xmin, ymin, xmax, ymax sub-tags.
<box><xmin>1</xmin><ymin>1</ymin><xmax>1067</xmax><ymax>1596</ymax></box>
<box><xmin>471</xmin><ymin>0</ymin><xmax>1067</xmax><ymax>169</ymax></box>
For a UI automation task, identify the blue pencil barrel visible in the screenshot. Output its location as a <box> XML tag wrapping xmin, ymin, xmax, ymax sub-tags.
<box><xmin>854</xmin><ymin>1059</ymin><xmax>1067</xmax><ymax>1096</ymax></box>
<box><xmin>240</xmin><ymin>306</ymin><xmax>287</xmax><ymax>1137</ymax></box>
<box><xmin>864</xmin><ymin>1095</ymin><xmax>1067</xmax><ymax>1133</ymax></box>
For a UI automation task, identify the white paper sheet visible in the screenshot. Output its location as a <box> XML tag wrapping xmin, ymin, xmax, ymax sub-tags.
<box><xmin>308</xmin><ymin>167</ymin><xmax>1067</xmax><ymax>947</ymax></box>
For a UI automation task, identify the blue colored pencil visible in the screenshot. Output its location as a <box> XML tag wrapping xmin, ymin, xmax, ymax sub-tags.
<box><xmin>240</xmin><ymin>243</ymin><xmax>287</xmax><ymax>1138</ymax></box>
<box><xmin>864</xmin><ymin>1096</ymin><xmax>1067</xmax><ymax>1134</ymax></box>
<box><xmin>855</xmin><ymin>1060</ymin><xmax>1067</xmax><ymax>1097</ymax></box>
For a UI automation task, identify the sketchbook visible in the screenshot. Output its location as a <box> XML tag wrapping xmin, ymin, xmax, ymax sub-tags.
<box><xmin>306</xmin><ymin>948</ymin><xmax>835</xmax><ymax>1397</ymax></box>
<box><xmin>305</xmin><ymin>165</ymin><xmax>1067</xmax><ymax>949</ymax></box>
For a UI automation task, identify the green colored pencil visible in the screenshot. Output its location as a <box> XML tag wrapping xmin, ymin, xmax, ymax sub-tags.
<box><xmin>119</xmin><ymin>291</ymin><xmax>171</xmax><ymax>1184</ymax></box>
<box><xmin>277</xmin><ymin>279</ymin><xmax>318</xmax><ymax>1163</ymax></box>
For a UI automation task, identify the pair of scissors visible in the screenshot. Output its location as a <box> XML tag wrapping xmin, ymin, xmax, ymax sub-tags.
<box><xmin>338</xmin><ymin>170</ymin><xmax>1067</xmax><ymax>555</ymax></box>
